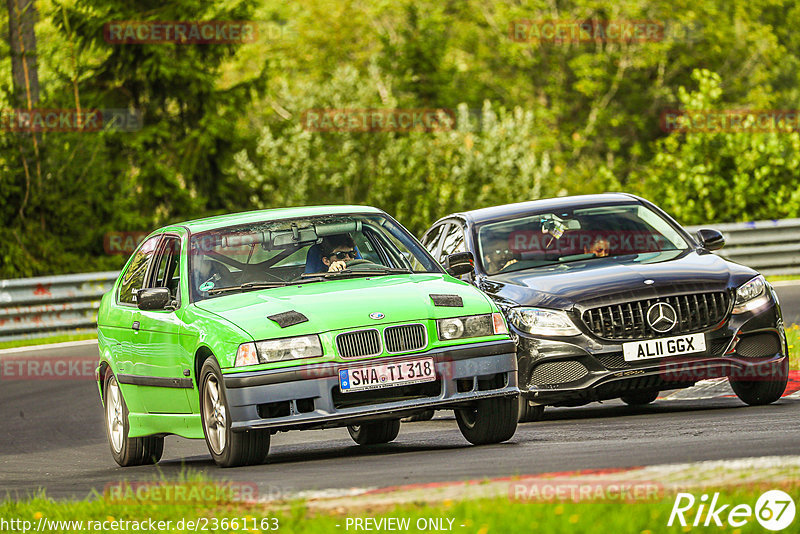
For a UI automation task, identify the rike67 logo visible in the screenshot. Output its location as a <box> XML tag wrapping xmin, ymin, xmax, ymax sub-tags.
<box><xmin>669</xmin><ymin>490</ymin><xmax>796</xmax><ymax>531</ymax></box>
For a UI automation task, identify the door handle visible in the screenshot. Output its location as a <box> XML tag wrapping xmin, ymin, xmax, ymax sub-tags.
<box><xmin>132</xmin><ymin>321</ymin><xmax>140</xmax><ymax>331</ymax></box>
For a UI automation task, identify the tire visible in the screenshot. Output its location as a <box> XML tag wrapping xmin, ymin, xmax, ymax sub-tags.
<box><xmin>347</xmin><ymin>420</ymin><xmax>401</xmax><ymax>445</ymax></box>
<box><xmin>518</xmin><ymin>397</ymin><xmax>545</xmax><ymax>422</ymax></box>
<box><xmin>402</xmin><ymin>410</ymin><xmax>435</xmax><ymax>422</ymax></box>
<box><xmin>730</xmin><ymin>357</ymin><xmax>789</xmax><ymax>406</ymax></box>
<box><xmin>456</xmin><ymin>397</ymin><xmax>518</xmax><ymax>445</ymax></box>
<box><xmin>200</xmin><ymin>358</ymin><xmax>270</xmax><ymax>467</ymax></box>
<box><xmin>103</xmin><ymin>373</ymin><xmax>164</xmax><ymax>467</ymax></box>
<box><xmin>620</xmin><ymin>390</ymin><xmax>659</xmax><ymax>406</ymax></box>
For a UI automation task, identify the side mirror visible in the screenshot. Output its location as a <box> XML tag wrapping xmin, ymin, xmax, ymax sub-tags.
<box><xmin>137</xmin><ymin>287</ymin><xmax>171</xmax><ymax>310</ymax></box>
<box><xmin>695</xmin><ymin>228</ymin><xmax>725</xmax><ymax>251</ymax></box>
<box><xmin>444</xmin><ymin>251</ymin><xmax>475</xmax><ymax>277</ymax></box>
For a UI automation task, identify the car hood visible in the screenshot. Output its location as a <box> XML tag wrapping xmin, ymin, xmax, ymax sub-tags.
<box><xmin>480</xmin><ymin>249</ymin><xmax>758</xmax><ymax>310</ymax></box>
<box><xmin>193</xmin><ymin>274</ymin><xmax>492</xmax><ymax>340</ymax></box>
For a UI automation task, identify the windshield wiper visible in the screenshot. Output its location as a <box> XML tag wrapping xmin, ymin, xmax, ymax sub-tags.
<box><xmin>208</xmin><ymin>282</ymin><xmax>287</xmax><ymax>295</ymax></box>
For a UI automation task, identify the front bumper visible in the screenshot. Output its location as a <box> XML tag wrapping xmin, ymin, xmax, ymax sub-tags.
<box><xmin>515</xmin><ymin>296</ymin><xmax>787</xmax><ymax>406</ymax></box>
<box><xmin>221</xmin><ymin>340</ymin><xmax>518</xmax><ymax>431</ymax></box>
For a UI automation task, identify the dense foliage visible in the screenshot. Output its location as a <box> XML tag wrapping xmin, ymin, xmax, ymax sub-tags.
<box><xmin>1</xmin><ymin>0</ymin><xmax>799</xmax><ymax>277</ymax></box>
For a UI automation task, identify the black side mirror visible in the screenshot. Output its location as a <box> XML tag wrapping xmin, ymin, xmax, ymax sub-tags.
<box><xmin>696</xmin><ymin>228</ymin><xmax>725</xmax><ymax>251</ymax></box>
<box><xmin>444</xmin><ymin>251</ymin><xmax>475</xmax><ymax>277</ymax></box>
<box><xmin>137</xmin><ymin>287</ymin><xmax>171</xmax><ymax>310</ymax></box>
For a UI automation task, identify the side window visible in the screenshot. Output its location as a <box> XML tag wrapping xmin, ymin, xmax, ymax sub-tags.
<box><xmin>421</xmin><ymin>225</ymin><xmax>445</xmax><ymax>257</ymax></box>
<box><xmin>150</xmin><ymin>237</ymin><xmax>181</xmax><ymax>302</ymax></box>
<box><xmin>439</xmin><ymin>223</ymin><xmax>466</xmax><ymax>261</ymax></box>
<box><xmin>119</xmin><ymin>236</ymin><xmax>160</xmax><ymax>304</ymax></box>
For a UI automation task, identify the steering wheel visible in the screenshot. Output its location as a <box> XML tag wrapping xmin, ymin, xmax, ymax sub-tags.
<box><xmin>343</xmin><ymin>259</ymin><xmax>386</xmax><ymax>270</ymax></box>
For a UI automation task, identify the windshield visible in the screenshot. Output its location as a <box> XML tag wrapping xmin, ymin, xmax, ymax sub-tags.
<box><xmin>189</xmin><ymin>213</ymin><xmax>440</xmax><ymax>301</ymax></box>
<box><xmin>476</xmin><ymin>203</ymin><xmax>690</xmax><ymax>275</ymax></box>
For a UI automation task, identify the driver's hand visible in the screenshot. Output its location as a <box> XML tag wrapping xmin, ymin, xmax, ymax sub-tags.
<box><xmin>328</xmin><ymin>260</ymin><xmax>347</xmax><ymax>272</ymax></box>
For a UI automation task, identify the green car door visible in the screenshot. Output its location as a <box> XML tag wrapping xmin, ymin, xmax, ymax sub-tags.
<box><xmin>122</xmin><ymin>234</ymin><xmax>194</xmax><ymax>414</ymax></box>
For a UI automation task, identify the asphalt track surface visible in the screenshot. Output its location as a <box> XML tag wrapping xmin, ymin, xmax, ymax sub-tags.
<box><xmin>1</xmin><ymin>284</ymin><xmax>800</xmax><ymax>501</ymax></box>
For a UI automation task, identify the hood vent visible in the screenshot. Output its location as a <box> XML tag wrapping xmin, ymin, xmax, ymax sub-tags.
<box><xmin>430</xmin><ymin>294</ymin><xmax>463</xmax><ymax>307</ymax></box>
<box><xmin>267</xmin><ymin>310</ymin><xmax>308</xmax><ymax>328</ymax></box>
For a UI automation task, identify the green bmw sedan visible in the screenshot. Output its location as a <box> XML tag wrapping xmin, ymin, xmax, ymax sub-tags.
<box><xmin>96</xmin><ymin>206</ymin><xmax>519</xmax><ymax>467</ymax></box>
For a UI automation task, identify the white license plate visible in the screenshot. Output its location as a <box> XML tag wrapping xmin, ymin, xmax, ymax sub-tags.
<box><xmin>339</xmin><ymin>358</ymin><xmax>436</xmax><ymax>393</ymax></box>
<box><xmin>622</xmin><ymin>333</ymin><xmax>706</xmax><ymax>362</ymax></box>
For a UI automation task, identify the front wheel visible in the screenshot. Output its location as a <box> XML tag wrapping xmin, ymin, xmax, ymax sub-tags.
<box><xmin>730</xmin><ymin>358</ymin><xmax>789</xmax><ymax>406</ymax></box>
<box><xmin>200</xmin><ymin>358</ymin><xmax>270</xmax><ymax>467</ymax></box>
<box><xmin>347</xmin><ymin>420</ymin><xmax>401</xmax><ymax>445</ymax></box>
<box><xmin>518</xmin><ymin>397</ymin><xmax>545</xmax><ymax>422</ymax></box>
<box><xmin>456</xmin><ymin>397</ymin><xmax>518</xmax><ymax>445</ymax></box>
<box><xmin>620</xmin><ymin>390</ymin><xmax>659</xmax><ymax>406</ymax></box>
<box><xmin>104</xmin><ymin>373</ymin><xmax>163</xmax><ymax>467</ymax></box>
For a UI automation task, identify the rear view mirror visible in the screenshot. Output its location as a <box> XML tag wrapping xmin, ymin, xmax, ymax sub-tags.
<box><xmin>137</xmin><ymin>287</ymin><xmax>171</xmax><ymax>310</ymax></box>
<box><xmin>696</xmin><ymin>228</ymin><xmax>725</xmax><ymax>251</ymax></box>
<box><xmin>444</xmin><ymin>252</ymin><xmax>475</xmax><ymax>277</ymax></box>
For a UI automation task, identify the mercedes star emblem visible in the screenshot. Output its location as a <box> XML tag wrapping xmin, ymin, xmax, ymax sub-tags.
<box><xmin>646</xmin><ymin>302</ymin><xmax>677</xmax><ymax>333</ymax></box>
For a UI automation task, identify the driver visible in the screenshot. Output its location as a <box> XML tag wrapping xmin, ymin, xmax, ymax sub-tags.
<box><xmin>482</xmin><ymin>233</ymin><xmax>517</xmax><ymax>273</ymax></box>
<box><xmin>584</xmin><ymin>236</ymin><xmax>610</xmax><ymax>257</ymax></box>
<box><xmin>319</xmin><ymin>234</ymin><xmax>357</xmax><ymax>272</ymax></box>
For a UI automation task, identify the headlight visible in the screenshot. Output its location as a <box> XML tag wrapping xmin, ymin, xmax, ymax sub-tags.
<box><xmin>235</xmin><ymin>335</ymin><xmax>324</xmax><ymax>367</ymax></box>
<box><xmin>733</xmin><ymin>275</ymin><xmax>770</xmax><ymax>314</ymax></box>
<box><xmin>437</xmin><ymin>313</ymin><xmax>507</xmax><ymax>340</ymax></box>
<box><xmin>508</xmin><ymin>307</ymin><xmax>581</xmax><ymax>336</ymax></box>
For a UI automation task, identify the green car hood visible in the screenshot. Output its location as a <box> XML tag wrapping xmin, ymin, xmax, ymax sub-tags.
<box><xmin>192</xmin><ymin>274</ymin><xmax>493</xmax><ymax>340</ymax></box>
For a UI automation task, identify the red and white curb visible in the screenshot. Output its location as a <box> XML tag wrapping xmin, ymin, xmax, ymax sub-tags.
<box><xmin>268</xmin><ymin>456</ymin><xmax>800</xmax><ymax>508</ymax></box>
<box><xmin>658</xmin><ymin>370</ymin><xmax>800</xmax><ymax>401</ymax></box>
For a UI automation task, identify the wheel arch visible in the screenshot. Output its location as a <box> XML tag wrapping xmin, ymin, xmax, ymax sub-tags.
<box><xmin>194</xmin><ymin>345</ymin><xmax>216</xmax><ymax>392</ymax></box>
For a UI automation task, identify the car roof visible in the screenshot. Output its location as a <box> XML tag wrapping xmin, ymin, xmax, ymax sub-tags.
<box><xmin>169</xmin><ymin>205</ymin><xmax>386</xmax><ymax>234</ymax></box>
<box><xmin>439</xmin><ymin>193</ymin><xmax>644</xmax><ymax>226</ymax></box>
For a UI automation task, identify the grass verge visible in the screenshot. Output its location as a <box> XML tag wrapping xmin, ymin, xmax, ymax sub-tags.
<box><xmin>0</xmin><ymin>332</ymin><xmax>97</xmax><ymax>351</ymax></box>
<box><xmin>1</xmin><ymin>481</ymin><xmax>797</xmax><ymax>533</ymax></box>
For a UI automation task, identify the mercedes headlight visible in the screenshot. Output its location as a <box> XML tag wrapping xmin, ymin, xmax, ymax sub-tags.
<box><xmin>508</xmin><ymin>307</ymin><xmax>581</xmax><ymax>336</ymax></box>
<box><xmin>235</xmin><ymin>335</ymin><xmax>324</xmax><ymax>366</ymax></box>
<box><xmin>733</xmin><ymin>275</ymin><xmax>770</xmax><ymax>314</ymax></box>
<box><xmin>437</xmin><ymin>313</ymin><xmax>507</xmax><ymax>340</ymax></box>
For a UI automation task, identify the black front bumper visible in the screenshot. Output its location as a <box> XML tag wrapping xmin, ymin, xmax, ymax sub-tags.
<box><xmin>221</xmin><ymin>340</ymin><xmax>518</xmax><ymax>431</ymax></box>
<box><xmin>515</xmin><ymin>297</ymin><xmax>787</xmax><ymax>406</ymax></box>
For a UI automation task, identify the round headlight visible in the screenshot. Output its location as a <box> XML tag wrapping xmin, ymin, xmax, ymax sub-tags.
<box><xmin>439</xmin><ymin>318</ymin><xmax>465</xmax><ymax>339</ymax></box>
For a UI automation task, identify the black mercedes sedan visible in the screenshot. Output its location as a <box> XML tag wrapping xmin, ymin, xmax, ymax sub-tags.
<box><xmin>421</xmin><ymin>194</ymin><xmax>789</xmax><ymax>421</ymax></box>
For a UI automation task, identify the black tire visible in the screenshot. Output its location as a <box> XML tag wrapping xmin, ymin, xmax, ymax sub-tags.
<box><xmin>730</xmin><ymin>357</ymin><xmax>789</xmax><ymax>406</ymax></box>
<box><xmin>620</xmin><ymin>390</ymin><xmax>659</xmax><ymax>406</ymax></box>
<box><xmin>518</xmin><ymin>397</ymin><xmax>545</xmax><ymax>422</ymax></box>
<box><xmin>402</xmin><ymin>410</ymin><xmax>435</xmax><ymax>422</ymax></box>
<box><xmin>347</xmin><ymin>420</ymin><xmax>401</xmax><ymax>445</ymax></box>
<box><xmin>103</xmin><ymin>372</ymin><xmax>164</xmax><ymax>467</ymax></box>
<box><xmin>200</xmin><ymin>358</ymin><xmax>270</xmax><ymax>467</ymax></box>
<box><xmin>456</xmin><ymin>397</ymin><xmax>518</xmax><ymax>445</ymax></box>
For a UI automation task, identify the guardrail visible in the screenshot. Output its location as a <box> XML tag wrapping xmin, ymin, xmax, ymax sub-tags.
<box><xmin>685</xmin><ymin>218</ymin><xmax>800</xmax><ymax>277</ymax></box>
<box><xmin>0</xmin><ymin>271</ymin><xmax>118</xmax><ymax>343</ymax></box>
<box><xmin>1</xmin><ymin>218</ymin><xmax>799</xmax><ymax>342</ymax></box>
